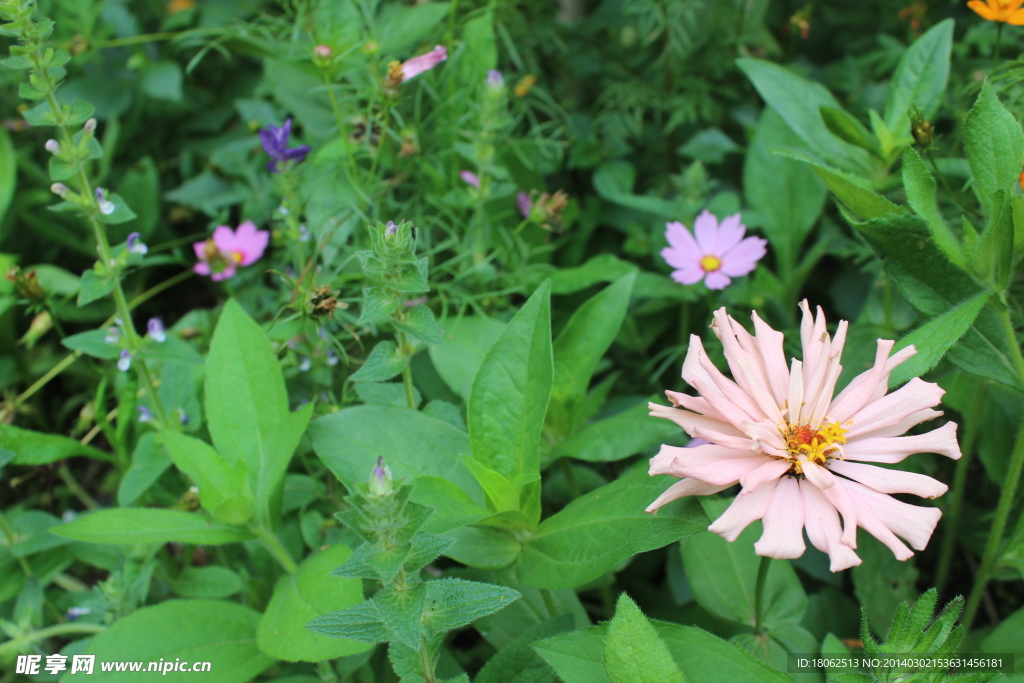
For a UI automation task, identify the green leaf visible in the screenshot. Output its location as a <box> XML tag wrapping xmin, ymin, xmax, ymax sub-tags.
<box><xmin>50</xmin><ymin>509</ymin><xmax>255</xmax><ymax>545</ymax></box>
<box><xmin>422</xmin><ymin>578</ymin><xmax>521</xmax><ymax>635</ymax></box>
<box><xmin>0</xmin><ymin>423</ymin><xmax>113</xmax><ymax>465</ymax></box>
<box><xmin>603</xmin><ymin>594</ymin><xmax>686</xmax><ymax>683</ymax></box>
<box><xmin>884</xmin><ymin>19</ymin><xmax>953</xmax><ymax>135</ymax></box>
<box><xmin>306</xmin><ymin>600</ymin><xmax>390</xmax><ymax>643</ymax></box>
<box><xmin>162</xmin><ymin>431</ymin><xmax>254</xmax><ymax>525</ymax></box>
<box><xmin>964</xmin><ymin>80</ymin><xmax>1024</xmax><ymax>217</ymax></box>
<box><xmin>142</xmin><ymin>61</ymin><xmax>184</xmax><ymax>101</ymax></box>
<box><xmin>257</xmin><ymin>544</ymin><xmax>370</xmax><ymax>662</ymax></box>
<box><xmin>593</xmin><ymin>161</ymin><xmax>681</xmax><ymax>218</ymax></box>
<box><xmin>62</xmin><ymin>328</ymin><xmax>121</xmax><ymax>359</ymax></box>
<box><xmin>443</xmin><ymin>524</ymin><xmax>522</xmax><ymax>570</ymax></box>
<box><xmin>308</xmin><ymin>406</ymin><xmax>482</xmax><ymax>499</ymax></box>
<box><xmin>976</xmin><ymin>190</ymin><xmax>1015</xmax><ymax>291</ymax></box>
<box><xmin>468</xmin><ymin>281</ymin><xmax>553</xmax><ymax>517</ymax></box>
<box><xmin>517</xmin><ymin>468</ymin><xmax>709</xmax><ymax>590</ymax></box>
<box><xmin>679</xmin><ymin>497</ymin><xmax>806</xmax><ymax>628</ymax></box>
<box><xmin>376</xmin><ymin>2</ymin><xmax>451</xmax><ymax>55</ymax></box>
<box><xmin>0</xmin><ymin>127</ymin><xmax>15</xmax><ymax>233</ymax></box>
<box><xmin>117</xmin><ymin>432</ymin><xmax>172</xmax><ymax>505</ymax></box>
<box><xmin>474</xmin><ymin>615</ymin><xmax>575</xmax><ymax>683</ymax></box>
<box><xmin>819</xmin><ymin>106</ymin><xmax>874</xmax><ymax>151</ymax></box>
<box><xmin>98</xmin><ymin>192</ymin><xmax>138</xmax><ymax>225</ymax></box>
<box><xmin>852</xmin><ymin>534</ymin><xmax>920</xmax><ymax>632</ymax></box>
<box><xmin>394</xmin><ymin>305</ymin><xmax>444</xmax><ymax>346</ymax></box>
<box><xmin>552</xmin><ymin>398</ymin><xmax>679</xmax><ymax>463</ymax></box>
<box><xmin>900</xmin><ymin>148</ymin><xmax>965</xmax><ymax>269</ymax></box>
<box><xmin>429</xmin><ymin>315</ymin><xmax>506</xmax><ymax>400</ymax></box>
<box><xmin>737</xmin><ymin>58</ymin><xmax>874</xmax><ymax>175</ymax></box>
<box><xmin>744</xmin><ymin>109</ymin><xmax>827</xmax><ymax>262</ymax></box>
<box><xmin>533</xmin><ymin>626</ymin><xmax>612</xmax><ymax>683</ymax></box>
<box><xmin>350</xmin><ymin>340</ymin><xmax>405</xmax><ymax>382</ymax></box>
<box><xmin>80</xmin><ymin>600</ymin><xmax>272</xmax><ymax>683</ymax></box>
<box><xmin>887</xmin><ymin>291</ymin><xmax>991</xmax><ymax>387</ymax></box>
<box><xmin>456</xmin><ymin>10</ymin><xmax>497</xmax><ymax>86</ymax></box>
<box><xmin>409</xmin><ymin>476</ymin><xmax>491</xmax><ymax>535</ymax></box>
<box><xmin>774</xmin><ymin>147</ymin><xmax>905</xmax><ymax>221</ymax></box>
<box><xmin>551</xmin><ymin>273</ymin><xmax>635</xmax><ymax>407</ymax></box>
<box><xmin>173</xmin><ymin>566</ymin><xmax>244</xmax><ymax>599</ymax></box>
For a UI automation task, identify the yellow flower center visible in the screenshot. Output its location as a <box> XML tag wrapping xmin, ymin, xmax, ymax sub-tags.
<box><xmin>232</xmin><ymin>252</ymin><xmax>244</xmax><ymax>264</ymax></box>
<box><xmin>700</xmin><ymin>255</ymin><xmax>722</xmax><ymax>272</ymax></box>
<box><xmin>782</xmin><ymin>421</ymin><xmax>847</xmax><ymax>473</ymax></box>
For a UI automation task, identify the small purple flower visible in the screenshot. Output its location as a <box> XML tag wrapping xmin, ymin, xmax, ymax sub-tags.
<box><xmin>178</xmin><ymin>409</ymin><xmax>190</xmax><ymax>426</ymax></box>
<box><xmin>460</xmin><ymin>170</ymin><xmax>480</xmax><ymax>189</ymax></box>
<box><xmin>104</xmin><ymin>326</ymin><xmax>120</xmax><ymax>344</ymax></box>
<box><xmin>147</xmin><ymin>317</ymin><xmax>166</xmax><ymax>343</ymax></box>
<box><xmin>299</xmin><ymin>224</ymin><xmax>310</xmax><ymax>242</ymax></box>
<box><xmin>117</xmin><ymin>349</ymin><xmax>131</xmax><ymax>372</ymax></box>
<box><xmin>517</xmin><ymin>191</ymin><xmax>532</xmax><ymax>218</ymax></box>
<box><xmin>326</xmin><ymin>349</ymin><xmax>339</xmax><ymax>367</ymax></box>
<box><xmin>45</xmin><ymin>139</ymin><xmax>60</xmax><ymax>154</ymax></box>
<box><xmin>127</xmin><ymin>232</ymin><xmax>148</xmax><ymax>255</ymax></box>
<box><xmin>486</xmin><ymin>70</ymin><xmax>504</xmax><ymax>90</ymax></box>
<box><xmin>67</xmin><ymin>607</ymin><xmax>91</xmax><ymax>621</ymax></box>
<box><xmin>298</xmin><ymin>356</ymin><xmax>312</xmax><ymax>372</ymax></box>
<box><xmin>95</xmin><ymin>188</ymin><xmax>115</xmax><ymax>215</ymax></box>
<box><xmin>259</xmin><ymin>119</ymin><xmax>311</xmax><ymax>173</ymax></box>
<box><xmin>138</xmin><ymin>406</ymin><xmax>153</xmax><ymax>423</ymax></box>
<box><xmin>385</xmin><ymin>221</ymin><xmax>398</xmax><ymax>236</ymax></box>
<box><xmin>404</xmin><ymin>296</ymin><xmax>427</xmax><ymax>308</ymax></box>
<box><xmin>50</xmin><ymin>183</ymin><xmax>69</xmax><ymax>197</ymax></box>
<box><xmin>84</xmin><ymin>118</ymin><xmax>97</xmax><ymax>133</ymax></box>
<box><xmin>369</xmin><ymin>456</ymin><xmax>393</xmax><ymax>496</ymax></box>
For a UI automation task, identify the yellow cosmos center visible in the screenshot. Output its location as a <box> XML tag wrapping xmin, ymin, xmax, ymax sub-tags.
<box><xmin>700</xmin><ymin>255</ymin><xmax>722</xmax><ymax>272</ymax></box>
<box><xmin>231</xmin><ymin>252</ymin><xmax>244</xmax><ymax>264</ymax></box>
<box><xmin>783</xmin><ymin>421</ymin><xmax>848</xmax><ymax>473</ymax></box>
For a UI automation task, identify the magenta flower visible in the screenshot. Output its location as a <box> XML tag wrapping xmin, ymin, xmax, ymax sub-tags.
<box><xmin>460</xmin><ymin>170</ymin><xmax>481</xmax><ymax>188</ymax></box>
<box><xmin>193</xmin><ymin>220</ymin><xmax>269</xmax><ymax>281</ymax></box>
<box><xmin>662</xmin><ymin>211</ymin><xmax>767</xmax><ymax>290</ymax></box>
<box><xmin>399</xmin><ymin>45</ymin><xmax>447</xmax><ymax>82</ymax></box>
<box><xmin>646</xmin><ymin>303</ymin><xmax>961</xmax><ymax>571</ymax></box>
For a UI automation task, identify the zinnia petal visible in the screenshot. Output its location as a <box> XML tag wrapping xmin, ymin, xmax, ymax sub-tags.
<box><xmin>801</xmin><ymin>481</ymin><xmax>862</xmax><ymax>572</ymax></box>
<box><xmin>829</xmin><ymin>460</ymin><xmax>948</xmax><ymax>498</ymax></box>
<box><xmin>645</xmin><ymin>478</ymin><xmax>728</xmax><ymax>513</ymax></box>
<box><xmin>708</xmin><ymin>479</ymin><xmax>777</xmax><ymax>541</ymax></box>
<box><xmin>754</xmin><ymin>476</ymin><xmax>806</xmax><ymax>559</ymax></box>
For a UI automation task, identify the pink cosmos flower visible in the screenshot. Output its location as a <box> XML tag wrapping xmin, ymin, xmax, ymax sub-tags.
<box><xmin>662</xmin><ymin>211</ymin><xmax>767</xmax><ymax>290</ymax></box>
<box><xmin>460</xmin><ymin>170</ymin><xmax>481</xmax><ymax>188</ymax></box>
<box><xmin>399</xmin><ymin>45</ymin><xmax>447</xmax><ymax>82</ymax></box>
<box><xmin>647</xmin><ymin>302</ymin><xmax>961</xmax><ymax>572</ymax></box>
<box><xmin>193</xmin><ymin>220</ymin><xmax>269</xmax><ymax>281</ymax></box>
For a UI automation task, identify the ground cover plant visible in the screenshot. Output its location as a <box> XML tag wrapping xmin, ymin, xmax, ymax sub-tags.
<box><xmin>3</xmin><ymin>0</ymin><xmax>1024</xmax><ymax>681</ymax></box>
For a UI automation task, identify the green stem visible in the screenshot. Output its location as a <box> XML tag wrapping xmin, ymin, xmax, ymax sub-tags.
<box><xmin>57</xmin><ymin>463</ymin><xmax>101</xmax><ymax>510</ymax></box>
<box><xmin>0</xmin><ymin>510</ymin><xmax>33</xmax><ymax>577</ymax></box>
<box><xmin>253</xmin><ymin>526</ymin><xmax>298</xmax><ymax>574</ymax></box>
<box><xmin>0</xmin><ymin>623</ymin><xmax>105</xmax><ymax>660</ymax></box>
<box><xmin>936</xmin><ymin>380</ymin><xmax>986</xmax><ymax>593</ymax></box>
<box><xmin>11</xmin><ymin>352</ymin><xmax>79</xmax><ymax>406</ymax></box>
<box><xmin>540</xmin><ymin>588</ymin><xmax>560</xmax><ymax>618</ymax></box>
<box><xmin>753</xmin><ymin>554</ymin><xmax>771</xmax><ymax>635</ymax></box>
<box><xmin>396</xmin><ymin>330</ymin><xmax>417</xmax><ymax>409</ymax></box>
<box><xmin>994</xmin><ymin>22</ymin><xmax>1004</xmax><ymax>71</ymax></box>
<box><xmin>419</xmin><ymin>637</ymin><xmax>436</xmax><ymax>683</ymax></box>
<box><xmin>962</xmin><ymin>419</ymin><xmax>1024</xmax><ymax>632</ymax></box>
<box><xmin>997</xmin><ymin>306</ymin><xmax>1024</xmax><ymax>387</ymax></box>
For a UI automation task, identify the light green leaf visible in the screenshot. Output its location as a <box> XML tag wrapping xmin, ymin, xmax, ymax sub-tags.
<box><xmin>376</xmin><ymin>2</ymin><xmax>450</xmax><ymax>55</ymax></box>
<box><xmin>162</xmin><ymin>431</ymin><xmax>254</xmax><ymax>525</ymax></box>
<box><xmin>680</xmin><ymin>497</ymin><xmax>806</xmax><ymax>628</ymax></box>
<box><xmin>852</xmin><ymin>534</ymin><xmax>920</xmax><ymax>632</ymax></box>
<box><xmin>50</xmin><ymin>509</ymin><xmax>254</xmax><ymax>545</ymax></box>
<box><xmin>964</xmin><ymin>80</ymin><xmax>1024</xmax><ymax>217</ymax></box>
<box><xmin>900</xmin><ymin>148</ymin><xmax>964</xmax><ymax>269</ymax></box>
<box><xmin>117</xmin><ymin>432</ymin><xmax>172</xmax><ymax>506</ymax></box>
<box><xmin>73</xmin><ymin>600</ymin><xmax>272</xmax><ymax>683</ymax></box>
<box><xmin>517</xmin><ymin>468</ymin><xmax>708</xmax><ymax>590</ymax></box>
<box><xmin>603</xmin><ymin>594</ymin><xmax>685</xmax><ymax>683</ymax></box>
<box><xmin>552</xmin><ymin>398</ymin><xmax>679</xmax><ymax>463</ymax></box>
<box><xmin>258</xmin><ymin>545</ymin><xmax>370</xmax><ymax>662</ymax></box>
<box><xmin>430</xmin><ymin>315</ymin><xmax>507</xmax><ymax>400</ymax></box>
<box><xmin>0</xmin><ymin>127</ymin><xmax>15</xmax><ymax>233</ymax></box>
<box><xmin>173</xmin><ymin>566</ymin><xmax>244</xmax><ymax>599</ymax></box>
<box><xmin>350</xmin><ymin>340</ymin><xmax>406</xmax><ymax>383</ymax></box>
<box><xmin>593</xmin><ymin>161</ymin><xmax>681</xmax><ymax>217</ymax></box>
<box><xmin>468</xmin><ymin>281</ymin><xmax>552</xmax><ymax>517</ymax></box>
<box><xmin>422</xmin><ymin>578</ymin><xmax>521</xmax><ymax>635</ymax></box>
<box><xmin>884</xmin><ymin>19</ymin><xmax>953</xmax><ymax>135</ymax></box>
<box><xmin>888</xmin><ymin>291</ymin><xmax>991</xmax><ymax>387</ymax></box>
<box><xmin>308</xmin><ymin>406</ymin><xmax>482</xmax><ymax>500</ymax></box>
<box><xmin>62</xmin><ymin>328</ymin><xmax>121</xmax><ymax>360</ymax></box>
<box><xmin>409</xmin><ymin>476</ymin><xmax>491</xmax><ymax>535</ymax></box>
<box><xmin>0</xmin><ymin>423</ymin><xmax>113</xmax><ymax>465</ymax></box>
<box><xmin>305</xmin><ymin>600</ymin><xmax>390</xmax><ymax>643</ymax></box>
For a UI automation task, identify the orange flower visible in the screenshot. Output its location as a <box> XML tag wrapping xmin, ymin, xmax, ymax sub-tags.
<box><xmin>968</xmin><ymin>0</ymin><xmax>1024</xmax><ymax>24</ymax></box>
<box><xmin>1019</xmin><ymin>169</ymin><xmax>1024</xmax><ymax>191</ymax></box>
<box><xmin>166</xmin><ymin>0</ymin><xmax>195</xmax><ymax>14</ymax></box>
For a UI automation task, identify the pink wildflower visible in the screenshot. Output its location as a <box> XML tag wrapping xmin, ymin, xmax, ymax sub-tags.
<box><xmin>647</xmin><ymin>302</ymin><xmax>960</xmax><ymax>572</ymax></box>
<box><xmin>460</xmin><ymin>170</ymin><xmax>481</xmax><ymax>188</ymax></box>
<box><xmin>399</xmin><ymin>45</ymin><xmax>447</xmax><ymax>82</ymax></box>
<box><xmin>662</xmin><ymin>211</ymin><xmax>766</xmax><ymax>290</ymax></box>
<box><xmin>517</xmin><ymin>191</ymin><xmax>532</xmax><ymax>218</ymax></box>
<box><xmin>193</xmin><ymin>220</ymin><xmax>269</xmax><ymax>281</ymax></box>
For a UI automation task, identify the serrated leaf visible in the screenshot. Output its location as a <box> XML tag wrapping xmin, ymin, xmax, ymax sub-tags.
<box><xmin>901</xmin><ymin>148</ymin><xmax>964</xmax><ymax>269</ymax></box>
<box><xmin>774</xmin><ymin>147</ymin><xmax>905</xmax><ymax>220</ymax></box>
<box><xmin>964</xmin><ymin>80</ymin><xmax>1024</xmax><ymax>217</ymax></box>
<box><xmin>306</xmin><ymin>600</ymin><xmax>390</xmax><ymax>643</ymax></box>
<box><xmin>603</xmin><ymin>594</ymin><xmax>685</xmax><ymax>683</ymax></box>
<box><xmin>350</xmin><ymin>340</ymin><xmax>405</xmax><ymax>382</ymax></box>
<box><xmin>376</xmin><ymin>584</ymin><xmax>429</xmax><ymax>648</ymax></box>
<box><xmin>422</xmin><ymin>578</ymin><xmax>520</xmax><ymax>635</ymax></box>
<box><xmin>395</xmin><ymin>305</ymin><xmax>444</xmax><ymax>346</ymax></box>
<box><xmin>474</xmin><ymin>615</ymin><xmax>575</xmax><ymax>683</ymax></box>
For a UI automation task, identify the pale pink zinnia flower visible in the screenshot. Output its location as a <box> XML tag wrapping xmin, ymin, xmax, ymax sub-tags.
<box><xmin>662</xmin><ymin>211</ymin><xmax>766</xmax><ymax>290</ymax></box>
<box><xmin>647</xmin><ymin>302</ymin><xmax>960</xmax><ymax>572</ymax></box>
<box><xmin>399</xmin><ymin>45</ymin><xmax>447</xmax><ymax>82</ymax></box>
<box><xmin>193</xmin><ymin>220</ymin><xmax>269</xmax><ymax>281</ymax></box>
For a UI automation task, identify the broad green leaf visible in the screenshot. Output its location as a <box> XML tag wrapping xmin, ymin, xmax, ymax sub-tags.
<box><xmin>444</xmin><ymin>524</ymin><xmax>522</xmax><ymax>570</ymax></box>
<box><xmin>852</xmin><ymin>534</ymin><xmax>920</xmax><ymax>632</ymax></box>
<box><xmin>533</xmin><ymin>626</ymin><xmax>611</xmax><ymax>683</ymax></box>
<box><xmin>205</xmin><ymin>299</ymin><xmax>288</xmax><ymax>474</ymax></box>
<box><xmin>306</xmin><ymin>600</ymin><xmax>390</xmax><ymax>643</ymax></box>
<box><xmin>552</xmin><ymin>398</ymin><xmax>679</xmax><ymax>464</ymax></box>
<box><xmin>117</xmin><ymin>432</ymin><xmax>172</xmax><ymax>506</ymax></box>
<box><xmin>976</xmin><ymin>190</ymin><xmax>1015</xmax><ymax>291</ymax></box>
<box><xmin>349</xmin><ymin>340</ymin><xmax>405</xmax><ymax>383</ymax></box>
<box><xmin>376</xmin><ymin>2</ymin><xmax>450</xmax><ymax>55</ymax></box>
<box><xmin>603</xmin><ymin>594</ymin><xmax>685</xmax><ymax>683</ymax></box>
<box><xmin>0</xmin><ymin>127</ymin><xmax>15</xmax><ymax>232</ymax></box>
<box><xmin>737</xmin><ymin>58</ymin><xmax>874</xmax><ymax>175</ymax></box>
<box><xmin>162</xmin><ymin>431</ymin><xmax>254</xmax><ymax>525</ymax></box>
<box><xmin>50</xmin><ymin>509</ymin><xmax>255</xmax><ymax>545</ymax></box>
<box><xmin>888</xmin><ymin>291</ymin><xmax>991</xmax><ymax>387</ymax></box>
<box><xmin>680</xmin><ymin>497</ymin><xmax>806</xmax><ymax>628</ymax></box>
<box><xmin>456</xmin><ymin>10</ymin><xmax>498</xmax><ymax>86</ymax></box>
<box><xmin>730</xmin><ymin>622</ymin><xmax>820</xmax><ymax>681</ymax></box>
<box><xmin>474</xmin><ymin>615</ymin><xmax>575</xmax><ymax>683</ymax></box>
<box><xmin>75</xmin><ymin>600</ymin><xmax>272</xmax><ymax>683</ymax></box>
<box><xmin>4</xmin><ymin>511</ymin><xmax>69</xmax><ymax>557</ymax></box>
<box><xmin>116</xmin><ymin>155</ymin><xmax>160</xmax><ymax>237</ymax></box>
<box><xmin>257</xmin><ymin>404</ymin><xmax>314</xmax><ymax>517</ymax></box>
<box><xmin>964</xmin><ymin>80</ymin><xmax>1024</xmax><ymax>217</ymax></box>
<box><xmin>900</xmin><ymin>148</ymin><xmax>964</xmax><ymax>269</ymax></box>
<box><xmin>819</xmin><ymin>106</ymin><xmax>874</xmax><ymax>151</ymax></box>
<box><xmin>62</xmin><ymin>328</ymin><xmax>121</xmax><ymax>360</ymax></box>
<box><xmin>982</xmin><ymin>605</ymin><xmax>1024</xmax><ymax>660</ymax></box>
<box><xmin>547</xmin><ymin>254</ymin><xmax>639</xmax><ymax>295</ymax></box>
<box><xmin>409</xmin><ymin>476</ymin><xmax>491</xmax><ymax>535</ymax></box>
<box><xmin>884</xmin><ymin>19</ymin><xmax>953</xmax><ymax>135</ymax></box>
<box><xmin>308</xmin><ymin>406</ymin><xmax>482</xmax><ymax>500</ymax></box>
<box><xmin>551</xmin><ymin>273</ymin><xmax>635</xmax><ymax>407</ymax></box>
<box><xmin>468</xmin><ymin>281</ymin><xmax>553</xmax><ymax>516</ymax></box>
<box><xmin>429</xmin><ymin>315</ymin><xmax>507</xmax><ymax>400</ymax></box>
<box><xmin>775</xmin><ymin>147</ymin><xmax>905</xmax><ymax>221</ymax></box>
<box><xmin>0</xmin><ymin>423</ymin><xmax>113</xmax><ymax>465</ymax></box>
<box><xmin>744</xmin><ymin>109</ymin><xmax>827</xmax><ymax>265</ymax></box>
<box><xmin>258</xmin><ymin>545</ymin><xmax>370</xmax><ymax>662</ymax></box>
<box><xmin>517</xmin><ymin>468</ymin><xmax>708</xmax><ymax>590</ymax></box>
<box><xmin>422</xmin><ymin>578</ymin><xmax>521</xmax><ymax>634</ymax></box>
<box><xmin>173</xmin><ymin>566</ymin><xmax>244</xmax><ymax>599</ymax></box>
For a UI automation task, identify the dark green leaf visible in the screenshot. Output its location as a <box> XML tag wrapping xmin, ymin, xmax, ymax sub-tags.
<box><xmin>50</xmin><ymin>509</ymin><xmax>255</xmax><ymax>545</ymax></box>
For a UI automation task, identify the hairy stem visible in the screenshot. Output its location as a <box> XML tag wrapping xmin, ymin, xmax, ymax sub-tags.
<box><xmin>253</xmin><ymin>525</ymin><xmax>298</xmax><ymax>574</ymax></box>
